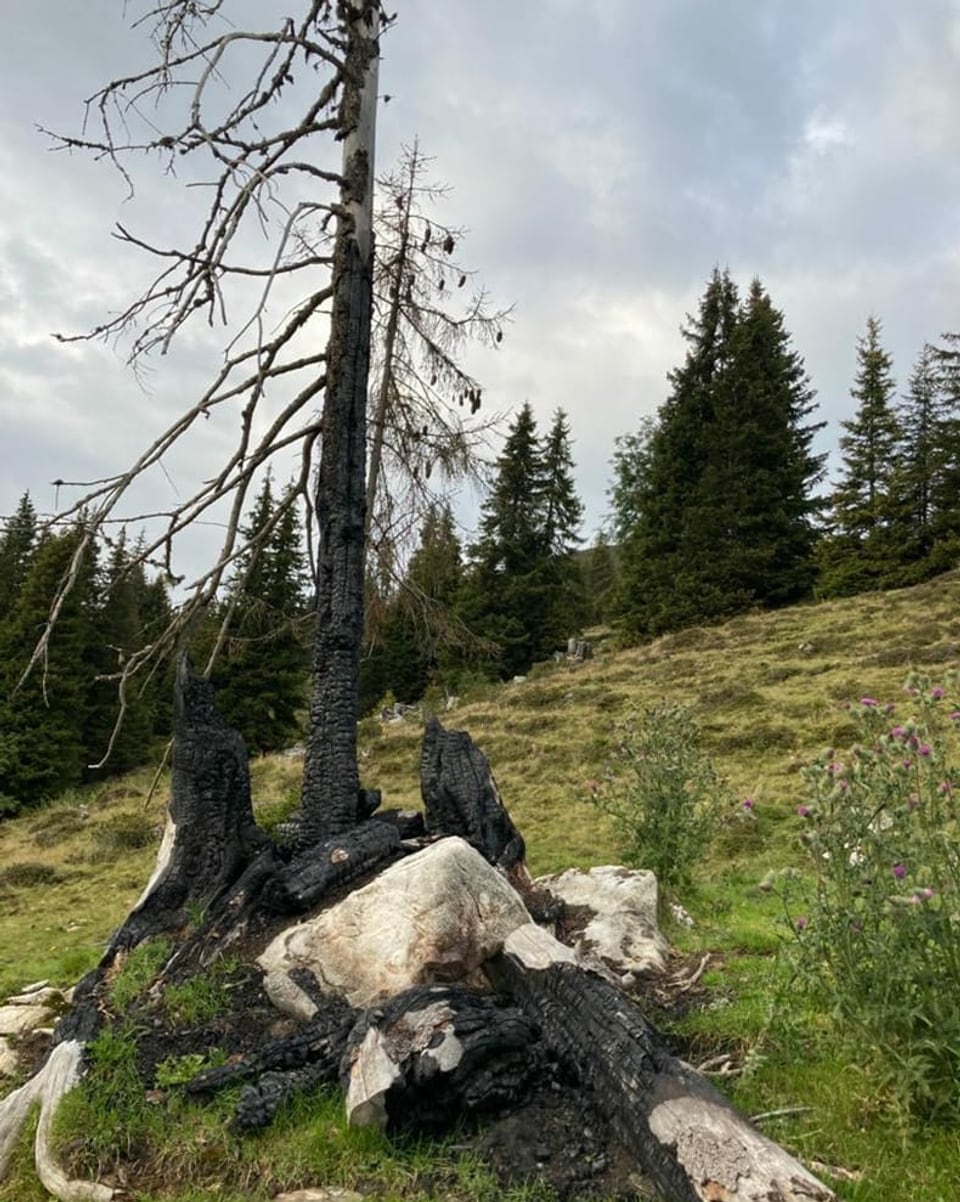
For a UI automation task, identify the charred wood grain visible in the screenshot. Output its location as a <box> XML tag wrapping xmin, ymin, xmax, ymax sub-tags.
<box><xmin>263</xmin><ymin>821</ymin><xmax>402</xmax><ymax>914</ymax></box>
<box><xmin>341</xmin><ymin>984</ymin><xmax>542</xmax><ymax>1133</ymax></box>
<box><xmin>420</xmin><ymin>718</ymin><xmax>526</xmax><ymax>872</ymax></box>
<box><xmin>487</xmin><ymin>937</ymin><xmax>835</xmax><ymax>1202</ymax></box>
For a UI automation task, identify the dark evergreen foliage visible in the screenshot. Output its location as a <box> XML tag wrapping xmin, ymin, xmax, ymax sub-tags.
<box><xmin>84</xmin><ymin>535</ymin><xmax>166</xmax><ymax>778</ymax></box>
<box><xmin>213</xmin><ymin>478</ymin><xmax>310</xmax><ymax>754</ymax></box>
<box><xmin>457</xmin><ymin>404</ymin><xmax>586</xmax><ymax>679</ymax></box>
<box><xmin>819</xmin><ymin>317</ymin><xmax>900</xmax><ymax>596</ymax></box>
<box><xmin>0</xmin><ymin>513</ymin><xmax>170</xmax><ymax>812</ymax></box>
<box><xmin>613</xmin><ymin>270</ymin><xmax>824</xmax><ymax>638</ymax></box>
<box><xmin>359</xmin><ymin>501</ymin><xmax>464</xmax><ymax>713</ymax></box>
<box><xmin>0</xmin><ymin>493</ymin><xmax>38</xmax><ymax>617</ymax></box>
<box><xmin>0</xmin><ymin>528</ymin><xmax>98</xmax><ymax>807</ymax></box>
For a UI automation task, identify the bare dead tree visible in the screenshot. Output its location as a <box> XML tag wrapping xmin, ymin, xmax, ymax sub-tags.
<box><xmin>21</xmin><ymin>0</ymin><xmax>382</xmax><ymax>834</ymax></box>
<box><xmin>365</xmin><ymin>140</ymin><xmax>511</xmax><ymax>577</ymax></box>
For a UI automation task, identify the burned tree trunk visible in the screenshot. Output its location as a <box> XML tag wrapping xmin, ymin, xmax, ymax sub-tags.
<box><xmin>301</xmin><ymin>0</ymin><xmax>381</xmax><ymax>843</ymax></box>
<box><xmin>113</xmin><ymin>656</ymin><xmax>273</xmax><ymax>953</ymax></box>
<box><xmin>487</xmin><ymin>925</ymin><xmax>835</xmax><ymax>1202</ymax></box>
<box><xmin>420</xmin><ymin>716</ymin><xmax>527</xmax><ymax>879</ymax></box>
<box><xmin>2</xmin><ymin>684</ymin><xmax>837</xmax><ymax>1202</ymax></box>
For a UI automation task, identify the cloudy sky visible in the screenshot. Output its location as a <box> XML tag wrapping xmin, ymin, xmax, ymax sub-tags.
<box><xmin>2</xmin><ymin>1</ymin><xmax>959</xmax><ymax>576</ymax></box>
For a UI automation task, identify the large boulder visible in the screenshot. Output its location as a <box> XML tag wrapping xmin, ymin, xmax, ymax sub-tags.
<box><xmin>259</xmin><ymin>837</ymin><xmax>531</xmax><ymax>1016</ymax></box>
<box><xmin>536</xmin><ymin>865</ymin><xmax>668</xmax><ymax>980</ymax></box>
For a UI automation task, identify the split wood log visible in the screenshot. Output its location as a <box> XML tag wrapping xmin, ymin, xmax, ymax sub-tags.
<box><xmin>486</xmin><ymin>925</ymin><xmax>836</xmax><ymax>1202</ymax></box>
<box><xmin>341</xmin><ymin>984</ymin><xmax>541</xmax><ymax>1132</ymax></box>
<box><xmin>420</xmin><ymin>717</ymin><xmax>527</xmax><ymax>880</ymax></box>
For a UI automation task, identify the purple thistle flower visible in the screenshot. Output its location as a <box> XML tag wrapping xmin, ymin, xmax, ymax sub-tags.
<box><xmin>951</xmin><ymin>710</ymin><xmax>960</xmax><ymax>721</ymax></box>
<box><xmin>931</xmin><ymin>686</ymin><xmax>946</xmax><ymax>701</ymax></box>
<box><xmin>795</xmin><ymin>916</ymin><xmax>809</xmax><ymax>930</ymax></box>
<box><xmin>884</xmin><ymin>703</ymin><xmax>895</xmax><ymax>715</ymax></box>
<box><xmin>796</xmin><ymin>805</ymin><xmax>810</xmax><ymax>818</ymax></box>
<box><xmin>742</xmin><ymin>797</ymin><xmax>755</xmax><ymax>811</ymax></box>
<box><xmin>890</xmin><ymin>725</ymin><xmax>906</xmax><ymax>739</ymax></box>
<box><xmin>918</xmin><ymin>743</ymin><xmax>932</xmax><ymax>758</ymax></box>
<box><xmin>892</xmin><ymin>863</ymin><xmax>907</xmax><ymax>880</ymax></box>
<box><xmin>860</xmin><ymin>696</ymin><xmax>879</xmax><ymax>708</ymax></box>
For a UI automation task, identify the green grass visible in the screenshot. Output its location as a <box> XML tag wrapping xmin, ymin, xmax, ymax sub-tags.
<box><xmin>5</xmin><ymin>571</ymin><xmax>960</xmax><ymax>1197</ymax></box>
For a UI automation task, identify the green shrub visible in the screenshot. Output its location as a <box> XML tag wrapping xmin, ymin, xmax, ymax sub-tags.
<box><xmin>786</xmin><ymin>673</ymin><xmax>960</xmax><ymax>1124</ymax></box>
<box><xmin>591</xmin><ymin>701</ymin><xmax>727</xmax><ymax>900</ymax></box>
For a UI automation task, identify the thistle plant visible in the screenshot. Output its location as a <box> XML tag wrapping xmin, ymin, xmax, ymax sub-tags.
<box><xmin>591</xmin><ymin>701</ymin><xmax>726</xmax><ymax>902</ymax></box>
<box><xmin>788</xmin><ymin>673</ymin><xmax>960</xmax><ymax>1123</ymax></box>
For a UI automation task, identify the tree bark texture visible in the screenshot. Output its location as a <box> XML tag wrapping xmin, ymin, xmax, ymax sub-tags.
<box><xmin>113</xmin><ymin>656</ymin><xmax>271</xmax><ymax>952</ymax></box>
<box><xmin>420</xmin><ymin>717</ymin><xmax>527</xmax><ymax>875</ymax></box>
<box><xmin>301</xmin><ymin>0</ymin><xmax>380</xmax><ymax>841</ymax></box>
<box><xmin>487</xmin><ymin>925</ymin><xmax>835</xmax><ymax>1202</ymax></box>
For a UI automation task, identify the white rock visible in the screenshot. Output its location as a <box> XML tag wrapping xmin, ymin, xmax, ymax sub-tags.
<box><xmin>17</xmin><ymin>980</ymin><xmax>49</xmax><ymax>995</ymax></box>
<box><xmin>259</xmin><ymin>836</ymin><xmax>531</xmax><ymax>1016</ymax></box>
<box><xmin>5</xmin><ymin>987</ymin><xmax>64</xmax><ymax>1008</ymax></box>
<box><xmin>0</xmin><ymin>1004</ymin><xmax>55</xmax><ymax>1037</ymax></box>
<box><xmin>536</xmin><ymin>864</ymin><xmax>668</xmax><ymax>976</ymax></box>
<box><xmin>273</xmin><ymin>1190</ymin><xmax>363</xmax><ymax>1202</ymax></box>
<box><xmin>0</xmin><ymin>1036</ymin><xmax>17</xmax><ymax>1078</ymax></box>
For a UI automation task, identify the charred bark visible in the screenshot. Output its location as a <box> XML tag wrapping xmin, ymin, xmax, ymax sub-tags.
<box><xmin>111</xmin><ymin>657</ymin><xmax>272</xmax><ymax>953</ymax></box>
<box><xmin>420</xmin><ymin>717</ymin><xmax>526</xmax><ymax>874</ymax></box>
<box><xmin>341</xmin><ymin>984</ymin><xmax>542</xmax><ymax>1132</ymax></box>
<box><xmin>487</xmin><ymin>926</ymin><xmax>835</xmax><ymax>1202</ymax></box>
<box><xmin>301</xmin><ymin>0</ymin><xmax>380</xmax><ymax>842</ymax></box>
<box><xmin>263</xmin><ymin>822</ymin><xmax>403</xmax><ymax>914</ymax></box>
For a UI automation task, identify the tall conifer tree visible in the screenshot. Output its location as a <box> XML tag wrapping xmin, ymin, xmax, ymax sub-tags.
<box><xmin>459</xmin><ymin>402</ymin><xmax>585</xmax><ymax>677</ymax></box>
<box><xmin>820</xmin><ymin>317</ymin><xmax>900</xmax><ymax>596</ymax></box>
<box><xmin>614</xmin><ymin>271</ymin><xmax>822</xmax><ymax>636</ymax></box>
<box><xmin>214</xmin><ymin>479</ymin><xmax>310</xmax><ymax>753</ymax></box>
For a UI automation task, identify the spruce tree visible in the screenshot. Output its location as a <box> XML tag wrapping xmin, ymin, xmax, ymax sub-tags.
<box><xmin>614</xmin><ymin>271</ymin><xmax>823</xmax><ymax>636</ymax></box>
<box><xmin>0</xmin><ymin>493</ymin><xmax>38</xmax><ymax>618</ymax></box>
<box><xmin>458</xmin><ymin>403</ymin><xmax>586</xmax><ymax>677</ymax></box>
<box><xmin>214</xmin><ymin>479</ymin><xmax>310</xmax><ymax>753</ymax></box>
<box><xmin>583</xmin><ymin>530</ymin><xmax>617</xmax><ymax>625</ymax></box>
<box><xmin>459</xmin><ymin>402</ymin><xmax>547</xmax><ymax>678</ymax></box>
<box><xmin>928</xmin><ymin>333</ymin><xmax>960</xmax><ymax>564</ymax></box>
<box><xmin>358</xmin><ymin>501</ymin><xmax>464</xmax><ymax>712</ymax></box>
<box><xmin>820</xmin><ymin>317</ymin><xmax>900</xmax><ymax>596</ymax></box>
<box><xmin>538</xmin><ymin>409</ymin><xmax>587</xmax><ymax>646</ymax></box>
<box><xmin>83</xmin><ymin>534</ymin><xmax>158</xmax><ymax>777</ymax></box>
<box><xmin>0</xmin><ymin>528</ymin><xmax>98</xmax><ymax>807</ymax></box>
<box><xmin>886</xmin><ymin>344</ymin><xmax>945</xmax><ymax>582</ymax></box>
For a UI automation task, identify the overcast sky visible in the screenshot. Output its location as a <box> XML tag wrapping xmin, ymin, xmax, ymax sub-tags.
<box><xmin>2</xmin><ymin>1</ymin><xmax>959</xmax><ymax>576</ymax></box>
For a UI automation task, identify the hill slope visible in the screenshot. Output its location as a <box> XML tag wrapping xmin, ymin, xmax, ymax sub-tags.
<box><xmin>3</xmin><ymin>570</ymin><xmax>960</xmax><ymax>1200</ymax></box>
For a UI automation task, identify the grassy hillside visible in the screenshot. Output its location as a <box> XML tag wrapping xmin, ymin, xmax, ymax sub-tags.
<box><xmin>3</xmin><ymin>570</ymin><xmax>960</xmax><ymax>1199</ymax></box>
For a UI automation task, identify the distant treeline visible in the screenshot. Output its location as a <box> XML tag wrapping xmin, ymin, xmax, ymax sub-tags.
<box><xmin>4</xmin><ymin>268</ymin><xmax>959</xmax><ymax>813</ymax></box>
